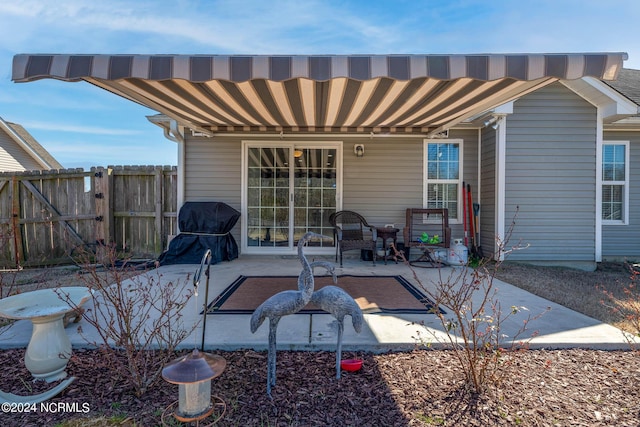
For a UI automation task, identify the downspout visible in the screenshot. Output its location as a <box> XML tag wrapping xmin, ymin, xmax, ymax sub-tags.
<box><xmin>494</xmin><ymin>115</ymin><xmax>507</xmax><ymax>261</ymax></box>
<box><xmin>477</xmin><ymin>127</ymin><xmax>482</xmax><ymax>245</ymax></box>
<box><xmin>164</xmin><ymin>120</ymin><xmax>186</xmax><ymax>232</ymax></box>
<box><xmin>595</xmin><ymin>108</ymin><xmax>603</xmax><ymax>262</ymax></box>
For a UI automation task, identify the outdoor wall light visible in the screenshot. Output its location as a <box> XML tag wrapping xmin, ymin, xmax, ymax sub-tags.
<box><xmin>483</xmin><ymin>116</ymin><xmax>498</xmax><ymax>128</ymax></box>
<box><xmin>490</xmin><ymin>115</ymin><xmax>505</xmax><ymax>130</ymax></box>
<box><xmin>161</xmin><ymin>349</ymin><xmax>227</xmax><ymax>424</ymax></box>
<box><xmin>354</xmin><ymin>144</ymin><xmax>365</xmax><ymax>157</ymax></box>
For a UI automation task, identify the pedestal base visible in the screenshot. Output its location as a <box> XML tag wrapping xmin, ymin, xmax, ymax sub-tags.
<box><xmin>24</xmin><ymin>314</ymin><xmax>72</xmax><ymax>383</ymax></box>
<box><xmin>162</xmin><ymin>395</ymin><xmax>226</xmax><ymax>426</ymax></box>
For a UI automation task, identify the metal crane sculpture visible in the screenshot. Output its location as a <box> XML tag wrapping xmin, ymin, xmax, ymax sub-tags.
<box><xmin>250</xmin><ymin>232</ymin><xmax>333</xmax><ymax>395</ymax></box>
<box><xmin>309</xmin><ymin>285</ymin><xmax>364</xmax><ymax>379</ymax></box>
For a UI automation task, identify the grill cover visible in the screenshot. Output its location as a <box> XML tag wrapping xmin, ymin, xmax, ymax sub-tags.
<box><xmin>158</xmin><ymin>201</ymin><xmax>240</xmax><ymax>265</ymax></box>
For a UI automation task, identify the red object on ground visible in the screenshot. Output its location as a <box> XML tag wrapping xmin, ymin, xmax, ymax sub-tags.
<box><xmin>340</xmin><ymin>359</ymin><xmax>363</xmax><ymax>372</ymax></box>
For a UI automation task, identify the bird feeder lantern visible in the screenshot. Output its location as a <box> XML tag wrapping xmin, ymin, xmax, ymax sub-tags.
<box><xmin>161</xmin><ymin>349</ymin><xmax>226</xmax><ymax>424</ymax></box>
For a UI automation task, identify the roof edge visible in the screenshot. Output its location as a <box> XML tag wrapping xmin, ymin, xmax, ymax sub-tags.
<box><xmin>0</xmin><ymin>117</ymin><xmax>62</xmax><ymax>169</ymax></box>
<box><xmin>562</xmin><ymin>77</ymin><xmax>638</xmax><ymax>122</ymax></box>
<box><xmin>13</xmin><ymin>53</ymin><xmax>628</xmax><ymax>83</ymax></box>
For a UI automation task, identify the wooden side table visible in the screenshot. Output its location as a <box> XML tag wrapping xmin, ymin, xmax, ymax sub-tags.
<box><xmin>376</xmin><ymin>227</ymin><xmax>399</xmax><ymax>264</ymax></box>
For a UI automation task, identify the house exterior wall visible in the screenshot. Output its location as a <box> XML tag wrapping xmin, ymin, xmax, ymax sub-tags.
<box><xmin>601</xmin><ymin>130</ymin><xmax>640</xmax><ymax>260</ymax></box>
<box><xmin>0</xmin><ymin>129</ymin><xmax>42</xmax><ymax>171</ymax></box>
<box><xmin>504</xmin><ymin>83</ymin><xmax>598</xmax><ymax>262</ymax></box>
<box><xmin>480</xmin><ymin>127</ymin><xmax>497</xmax><ymax>256</ymax></box>
<box><xmin>183</xmin><ymin>129</ymin><xmax>479</xmax><ymax>254</ymax></box>
<box><xmin>184</xmin><ymin>135</ymin><xmax>243</xmax><ymax>244</ymax></box>
<box><xmin>180</xmin><ymin>82</ymin><xmax>610</xmax><ymax>263</ymax></box>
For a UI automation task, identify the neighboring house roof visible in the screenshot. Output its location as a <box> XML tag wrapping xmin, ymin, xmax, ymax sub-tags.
<box><xmin>12</xmin><ymin>52</ymin><xmax>627</xmax><ymax>137</ymax></box>
<box><xmin>603</xmin><ymin>68</ymin><xmax>640</xmax><ymax>106</ymax></box>
<box><xmin>600</xmin><ymin>68</ymin><xmax>640</xmax><ymax>129</ymax></box>
<box><xmin>0</xmin><ymin>116</ymin><xmax>63</xmax><ymax>171</ymax></box>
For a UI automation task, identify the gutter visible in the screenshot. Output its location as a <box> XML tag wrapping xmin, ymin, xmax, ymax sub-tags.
<box><xmin>146</xmin><ymin>115</ymin><xmax>186</xmax><ymax>231</ymax></box>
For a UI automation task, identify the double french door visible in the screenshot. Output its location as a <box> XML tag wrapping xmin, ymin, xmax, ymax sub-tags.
<box><xmin>243</xmin><ymin>142</ymin><xmax>341</xmax><ymax>253</ymax></box>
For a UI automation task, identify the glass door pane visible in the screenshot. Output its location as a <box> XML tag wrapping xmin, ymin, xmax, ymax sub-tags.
<box><xmin>247</xmin><ymin>147</ymin><xmax>290</xmax><ymax>247</ymax></box>
<box><xmin>293</xmin><ymin>148</ymin><xmax>336</xmax><ymax>247</ymax></box>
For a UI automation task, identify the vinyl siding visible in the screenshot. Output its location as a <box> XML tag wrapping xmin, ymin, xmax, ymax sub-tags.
<box><xmin>183</xmin><ymin>130</ymin><xmax>479</xmax><ymax>254</ymax></box>
<box><xmin>185</xmin><ymin>137</ymin><xmax>242</xmax><ymax>204</ymax></box>
<box><xmin>0</xmin><ymin>130</ymin><xmax>42</xmax><ymax>171</ymax></box>
<box><xmin>184</xmin><ymin>135</ymin><xmax>243</xmax><ymax>244</ymax></box>
<box><xmin>601</xmin><ymin>130</ymin><xmax>640</xmax><ymax>260</ymax></box>
<box><xmin>342</xmin><ymin>136</ymin><xmax>422</xmax><ymax>230</ymax></box>
<box><xmin>504</xmin><ymin>83</ymin><xmax>597</xmax><ymax>262</ymax></box>
<box><xmin>480</xmin><ymin>128</ymin><xmax>497</xmax><ymax>257</ymax></box>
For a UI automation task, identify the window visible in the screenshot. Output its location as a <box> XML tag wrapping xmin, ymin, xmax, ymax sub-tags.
<box><xmin>601</xmin><ymin>142</ymin><xmax>629</xmax><ymax>223</ymax></box>
<box><xmin>424</xmin><ymin>140</ymin><xmax>461</xmax><ymax>220</ymax></box>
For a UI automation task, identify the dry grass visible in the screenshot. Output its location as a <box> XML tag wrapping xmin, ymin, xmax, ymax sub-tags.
<box><xmin>493</xmin><ymin>261</ymin><xmax>639</xmax><ymax>334</ymax></box>
<box><xmin>56</xmin><ymin>416</ymin><xmax>137</xmax><ymax>427</ymax></box>
<box><xmin>0</xmin><ymin>265</ymin><xmax>142</xmax><ymax>297</ymax></box>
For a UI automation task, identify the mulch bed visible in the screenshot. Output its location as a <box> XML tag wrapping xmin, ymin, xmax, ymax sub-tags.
<box><xmin>1</xmin><ymin>347</ymin><xmax>639</xmax><ymax>426</ymax></box>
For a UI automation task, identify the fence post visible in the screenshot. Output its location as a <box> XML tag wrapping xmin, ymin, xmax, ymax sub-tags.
<box><xmin>10</xmin><ymin>176</ymin><xmax>24</xmax><ymax>268</ymax></box>
<box><xmin>154</xmin><ymin>166</ymin><xmax>163</xmax><ymax>254</ymax></box>
<box><xmin>94</xmin><ymin>167</ymin><xmax>113</xmax><ymax>264</ymax></box>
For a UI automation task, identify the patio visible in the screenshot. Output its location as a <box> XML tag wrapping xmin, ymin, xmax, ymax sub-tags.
<box><xmin>0</xmin><ymin>254</ymin><xmax>633</xmax><ymax>352</ymax></box>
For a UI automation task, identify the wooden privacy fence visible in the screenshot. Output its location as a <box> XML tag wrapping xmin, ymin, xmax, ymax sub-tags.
<box><xmin>0</xmin><ymin>166</ymin><xmax>177</xmax><ymax>268</ymax></box>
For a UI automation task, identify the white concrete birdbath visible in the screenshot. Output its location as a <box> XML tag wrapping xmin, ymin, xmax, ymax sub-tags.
<box><xmin>0</xmin><ymin>287</ymin><xmax>92</xmax><ymax>383</ymax></box>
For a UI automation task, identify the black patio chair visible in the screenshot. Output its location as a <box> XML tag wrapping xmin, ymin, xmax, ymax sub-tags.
<box><xmin>329</xmin><ymin>210</ymin><xmax>377</xmax><ymax>267</ymax></box>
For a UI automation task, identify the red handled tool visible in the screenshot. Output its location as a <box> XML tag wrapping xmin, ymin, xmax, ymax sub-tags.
<box><xmin>462</xmin><ymin>181</ymin><xmax>468</xmax><ymax>246</ymax></box>
<box><xmin>467</xmin><ymin>183</ymin><xmax>475</xmax><ymax>255</ymax></box>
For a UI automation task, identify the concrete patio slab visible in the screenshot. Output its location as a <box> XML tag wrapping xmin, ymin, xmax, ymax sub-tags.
<box><xmin>0</xmin><ymin>255</ymin><xmax>636</xmax><ymax>353</ymax></box>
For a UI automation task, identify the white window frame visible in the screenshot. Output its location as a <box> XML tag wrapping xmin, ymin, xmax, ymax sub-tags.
<box><xmin>423</xmin><ymin>139</ymin><xmax>463</xmax><ymax>224</ymax></box>
<box><xmin>600</xmin><ymin>140</ymin><xmax>629</xmax><ymax>225</ymax></box>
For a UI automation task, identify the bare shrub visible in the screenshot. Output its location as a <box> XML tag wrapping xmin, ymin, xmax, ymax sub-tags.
<box><xmin>599</xmin><ymin>264</ymin><xmax>640</xmax><ymax>347</ymax></box>
<box><xmin>58</xmin><ymin>246</ymin><xmax>196</xmax><ymax>397</ymax></box>
<box><xmin>0</xmin><ymin>226</ymin><xmax>19</xmax><ymax>298</ymax></box>
<box><xmin>395</xmin><ymin>212</ymin><xmax>548</xmax><ymax>395</ymax></box>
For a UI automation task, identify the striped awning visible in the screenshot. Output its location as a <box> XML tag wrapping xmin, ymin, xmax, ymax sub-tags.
<box><xmin>12</xmin><ymin>53</ymin><xmax>628</xmax><ymax>135</ymax></box>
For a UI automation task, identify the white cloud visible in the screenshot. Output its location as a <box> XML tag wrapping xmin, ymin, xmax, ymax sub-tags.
<box><xmin>0</xmin><ymin>0</ymin><xmax>404</xmax><ymax>54</ymax></box>
<box><xmin>20</xmin><ymin>120</ymin><xmax>142</xmax><ymax>136</ymax></box>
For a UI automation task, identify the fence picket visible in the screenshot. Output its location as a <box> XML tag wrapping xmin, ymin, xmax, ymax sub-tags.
<box><xmin>0</xmin><ymin>166</ymin><xmax>177</xmax><ymax>267</ymax></box>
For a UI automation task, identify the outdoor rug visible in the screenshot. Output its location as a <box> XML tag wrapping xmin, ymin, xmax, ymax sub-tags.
<box><xmin>205</xmin><ymin>275</ymin><xmax>440</xmax><ymax>315</ymax></box>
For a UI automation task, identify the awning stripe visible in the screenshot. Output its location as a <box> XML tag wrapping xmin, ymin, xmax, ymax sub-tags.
<box><xmin>251</xmin><ymin>80</ymin><xmax>286</xmax><ymax>126</ymax></box>
<box><xmin>333</xmin><ymin>79</ymin><xmax>362</xmax><ymax>127</ymax></box>
<box><xmin>129</xmin><ymin>79</ymin><xmax>231</xmax><ymax>125</ymax></box>
<box><xmin>299</xmin><ymin>79</ymin><xmax>315</xmax><ymax>127</ymax></box>
<box><xmin>358</xmin><ymin>79</ymin><xmax>410</xmax><ymax>125</ymax></box>
<box><xmin>314</xmin><ymin>81</ymin><xmax>330</xmax><ymax>127</ymax></box>
<box><xmin>197</xmin><ymin>81</ymin><xmax>257</xmax><ymax>124</ymax></box>
<box><xmin>344</xmin><ymin>78</ymin><xmax>393</xmax><ymax>126</ymax></box>
<box><xmin>414</xmin><ymin>79</ymin><xmax>507</xmax><ymax>126</ymax></box>
<box><xmin>423</xmin><ymin>79</ymin><xmax>517</xmax><ymax>126</ymax></box>
<box><xmin>13</xmin><ymin>53</ymin><xmax>627</xmax><ymax>83</ymax></box>
<box><xmin>374</xmin><ymin>79</ymin><xmax>441</xmax><ymax>126</ymax></box>
<box><xmin>325</xmin><ymin>78</ymin><xmax>346</xmax><ymax>126</ymax></box>
<box><xmin>397</xmin><ymin>79</ymin><xmax>487</xmax><ymax>127</ymax></box>
<box><xmin>13</xmin><ymin>53</ymin><xmax>628</xmax><ymax>134</ymax></box>
<box><xmin>283</xmin><ymin>80</ymin><xmax>305</xmax><ymax>126</ymax></box>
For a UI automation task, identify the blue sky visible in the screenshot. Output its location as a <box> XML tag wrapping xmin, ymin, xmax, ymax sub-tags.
<box><xmin>0</xmin><ymin>0</ymin><xmax>638</xmax><ymax>170</ymax></box>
